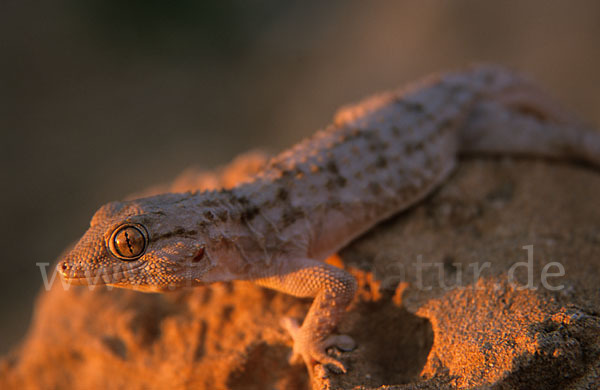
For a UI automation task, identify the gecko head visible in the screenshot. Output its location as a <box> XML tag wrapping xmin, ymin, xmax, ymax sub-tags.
<box><xmin>58</xmin><ymin>193</ymin><xmax>218</xmax><ymax>292</ymax></box>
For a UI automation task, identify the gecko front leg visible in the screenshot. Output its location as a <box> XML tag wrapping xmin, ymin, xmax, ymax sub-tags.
<box><xmin>253</xmin><ymin>259</ymin><xmax>357</xmax><ymax>375</ymax></box>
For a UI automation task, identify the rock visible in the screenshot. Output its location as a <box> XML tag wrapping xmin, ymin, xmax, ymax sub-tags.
<box><xmin>1</xmin><ymin>152</ymin><xmax>599</xmax><ymax>389</ymax></box>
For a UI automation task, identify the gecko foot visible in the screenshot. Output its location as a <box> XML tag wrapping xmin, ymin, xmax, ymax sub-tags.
<box><xmin>281</xmin><ymin>316</ymin><xmax>355</xmax><ymax>374</ymax></box>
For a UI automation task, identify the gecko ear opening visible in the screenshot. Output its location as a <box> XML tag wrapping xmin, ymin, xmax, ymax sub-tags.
<box><xmin>108</xmin><ymin>224</ymin><xmax>149</xmax><ymax>261</ymax></box>
<box><xmin>192</xmin><ymin>246</ymin><xmax>205</xmax><ymax>262</ymax></box>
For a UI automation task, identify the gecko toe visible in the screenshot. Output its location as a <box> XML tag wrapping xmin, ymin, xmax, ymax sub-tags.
<box><xmin>281</xmin><ymin>317</ymin><xmax>304</xmax><ymax>365</ymax></box>
<box><xmin>280</xmin><ymin>316</ymin><xmax>301</xmax><ymax>335</ymax></box>
<box><xmin>317</xmin><ymin>352</ymin><xmax>347</xmax><ymax>373</ymax></box>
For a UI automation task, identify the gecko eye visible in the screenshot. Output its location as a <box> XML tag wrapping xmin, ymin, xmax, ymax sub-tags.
<box><xmin>108</xmin><ymin>224</ymin><xmax>149</xmax><ymax>260</ymax></box>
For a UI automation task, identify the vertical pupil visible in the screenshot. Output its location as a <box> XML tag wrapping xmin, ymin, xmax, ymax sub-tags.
<box><xmin>114</xmin><ymin>226</ymin><xmax>144</xmax><ymax>258</ymax></box>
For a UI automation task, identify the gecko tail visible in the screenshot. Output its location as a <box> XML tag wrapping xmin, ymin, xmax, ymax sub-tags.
<box><xmin>458</xmin><ymin>77</ymin><xmax>600</xmax><ymax>169</ymax></box>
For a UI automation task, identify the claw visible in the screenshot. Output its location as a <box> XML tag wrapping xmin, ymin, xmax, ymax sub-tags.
<box><xmin>280</xmin><ymin>317</ymin><xmax>304</xmax><ymax>365</ymax></box>
<box><xmin>281</xmin><ymin>316</ymin><xmax>301</xmax><ymax>335</ymax></box>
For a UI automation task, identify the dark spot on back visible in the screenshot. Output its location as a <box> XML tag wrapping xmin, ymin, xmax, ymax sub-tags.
<box><xmin>276</xmin><ymin>187</ymin><xmax>289</xmax><ymax>201</ymax></box>
<box><xmin>344</xmin><ymin>128</ymin><xmax>364</xmax><ymax>142</ymax></box>
<box><xmin>282</xmin><ymin>207</ymin><xmax>305</xmax><ymax>226</ymax></box>
<box><xmin>326</xmin><ymin>199</ymin><xmax>343</xmax><ymax>210</ymax></box>
<box><xmin>347</xmin><ymin>128</ymin><xmax>379</xmax><ymax>143</ymax></box>
<box><xmin>326</xmin><ymin>160</ymin><xmax>339</xmax><ymax>175</ymax></box>
<box><xmin>280</xmin><ymin>169</ymin><xmax>294</xmax><ymax>178</ymax></box>
<box><xmin>294</xmin><ymin>167</ymin><xmax>305</xmax><ymax>179</ymax></box>
<box><xmin>405</xmin><ymin>140</ymin><xmax>425</xmax><ymax>154</ymax></box>
<box><xmin>336</xmin><ymin>176</ymin><xmax>347</xmax><ymax>187</ymax></box>
<box><xmin>241</xmin><ymin>205</ymin><xmax>260</xmax><ymax>221</ymax></box>
<box><xmin>375</xmin><ymin>156</ymin><xmax>388</xmax><ymax>168</ymax></box>
<box><xmin>236</xmin><ymin>196</ymin><xmax>250</xmax><ymax>205</ymax></box>
<box><xmin>368</xmin><ymin>182</ymin><xmax>382</xmax><ymax>196</ymax></box>
<box><xmin>202</xmin><ymin>199</ymin><xmax>219</xmax><ymax>207</ymax></box>
<box><xmin>154</xmin><ymin>228</ymin><xmax>198</xmax><ymax>240</ymax></box>
<box><xmin>203</xmin><ymin>211</ymin><xmax>215</xmax><ymax>221</ymax></box>
<box><xmin>219</xmin><ymin>188</ymin><xmax>233</xmax><ymax>196</ymax></box>
<box><xmin>439</xmin><ymin>118</ymin><xmax>454</xmax><ymax>130</ymax></box>
<box><xmin>405</xmin><ymin>101</ymin><xmax>424</xmax><ymax>113</ymax></box>
<box><xmin>218</xmin><ymin>210</ymin><xmax>228</xmax><ymax>222</ymax></box>
<box><xmin>326</xmin><ymin>179</ymin><xmax>336</xmax><ymax>191</ymax></box>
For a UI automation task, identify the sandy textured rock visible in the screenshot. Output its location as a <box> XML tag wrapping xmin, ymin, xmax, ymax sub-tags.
<box><xmin>1</xmin><ymin>152</ymin><xmax>599</xmax><ymax>389</ymax></box>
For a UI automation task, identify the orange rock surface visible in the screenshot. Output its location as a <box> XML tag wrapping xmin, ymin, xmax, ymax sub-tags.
<box><xmin>2</xmin><ymin>152</ymin><xmax>599</xmax><ymax>389</ymax></box>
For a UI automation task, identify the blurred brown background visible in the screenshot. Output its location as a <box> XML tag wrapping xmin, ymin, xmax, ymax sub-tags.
<box><xmin>1</xmin><ymin>0</ymin><xmax>599</xmax><ymax>354</ymax></box>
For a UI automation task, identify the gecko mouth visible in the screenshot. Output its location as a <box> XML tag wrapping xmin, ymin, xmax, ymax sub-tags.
<box><xmin>58</xmin><ymin>260</ymin><xmax>146</xmax><ymax>285</ymax></box>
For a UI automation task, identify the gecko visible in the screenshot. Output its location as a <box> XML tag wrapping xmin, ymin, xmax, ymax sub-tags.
<box><xmin>58</xmin><ymin>65</ymin><xmax>600</xmax><ymax>376</ymax></box>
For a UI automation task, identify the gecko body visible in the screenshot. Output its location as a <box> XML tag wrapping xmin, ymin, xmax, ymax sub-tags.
<box><xmin>59</xmin><ymin>66</ymin><xmax>600</xmax><ymax>374</ymax></box>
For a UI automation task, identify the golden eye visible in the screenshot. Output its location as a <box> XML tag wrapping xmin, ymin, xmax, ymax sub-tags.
<box><xmin>109</xmin><ymin>224</ymin><xmax>148</xmax><ymax>260</ymax></box>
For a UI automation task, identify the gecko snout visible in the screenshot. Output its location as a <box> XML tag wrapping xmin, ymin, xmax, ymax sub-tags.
<box><xmin>57</xmin><ymin>259</ymin><xmax>92</xmax><ymax>285</ymax></box>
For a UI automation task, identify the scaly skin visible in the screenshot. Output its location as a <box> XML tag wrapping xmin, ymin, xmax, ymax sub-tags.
<box><xmin>59</xmin><ymin>65</ymin><xmax>600</xmax><ymax>375</ymax></box>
